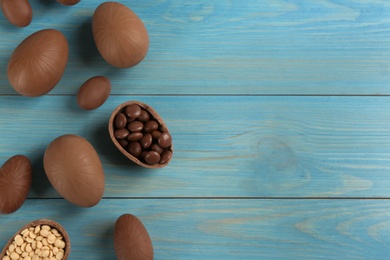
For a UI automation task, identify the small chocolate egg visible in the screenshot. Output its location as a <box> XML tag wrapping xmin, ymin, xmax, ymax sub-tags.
<box><xmin>43</xmin><ymin>134</ymin><xmax>105</xmax><ymax>207</ymax></box>
<box><xmin>7</xmin><ymin>29</ymin><xmax>69</xmax><ymax>97</ymax></box>
<box><xmin>56</xmin><ymin>0</ymin><xmax>80</xmax><ymax>6</ymax></box>
<box><xmin>114</xmin><ymin>214</ymin><xmax>154</xmax><ymax>260</ymax></box>
<box><xmin>0</xmin><ymin>155</ymin><xmax>32</xmax><ymax>214</ymax></box>
<box><xmin>1</xmin><ymin>0</ymin><xmax>32</xmax><ymax>27</ymax></box>
<box><xmin>92</xmin><ymin>2</ymin><xmax>149</xmax><ymax>68</ymax></box>
<box><xmin>77</xmin><ymin>76</ymin><xmax>111</xmax><ymax>110</ymax></box>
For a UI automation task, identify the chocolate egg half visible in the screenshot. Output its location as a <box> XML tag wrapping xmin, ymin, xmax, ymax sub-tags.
<box><xmin>114</xmin><ymin>214</ymin><xmax>154</xmax><ymax>260</ymax></box>
<box><xmin>0</xmin><ymin>219</ymin><xmax>71</xmax><ymax>260</ymax></box>
<box><xmin>43</xmin><ymin>134</ymin><xmax>104</xmax><ymax>207</ymax></box>
<box><xmin>109</xmin><ymin>101</ymin><xmax>173</xmax><ymax>168</ymax></box>
<box><xmin>7</xmin><ymin>29</ymin><xmax>69</xmax><ymax>97</ymax></box>
<box><xmin>92</xmin><ymin>2</ymin><xmax>149</xmax><ymax>68</ymax></box>
<box><xmin>0</xmin><ymin>155</ymin><xmax>32</xmax><ymax>214</ymax></box>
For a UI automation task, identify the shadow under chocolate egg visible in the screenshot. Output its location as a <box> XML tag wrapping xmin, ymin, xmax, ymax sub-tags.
<box><xmin>77</xmin><ymin>18</ymin><xmax>103</xmax><ymax>66</ymax></box>
<box><xmin>30</xmin><ymin>148</ymin><xmax>54</xmax><ymax>197</ymax></box>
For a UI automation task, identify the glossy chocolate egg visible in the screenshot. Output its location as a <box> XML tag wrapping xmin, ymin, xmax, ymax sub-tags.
<box><xmin>43</xmin><ymin>134</ymin><xmax>104</xmax><ymax>207</ymax></box>
<box><xmin>0</xmin><ymin>155</ymin><xmax>32</xmax><ymax>214</ymax></box>
<box><xmin>57</xmin><ymin>0</ymin><xmax>80</xmax><ymax>6</ymax></box>
<box><xmin>114</xmin><ymin>214</ymin><xmax>154</xmax><ymax>260</ymax></box>
<box><xmin>7</xmin><ymin>29</ymin><xmax>69</xmax><ymax>97</ymax></box>
<box><xmin>1</xmin><ymin>0</ymin><xmax>32</xmax><ymax>27</ymax></box>
<box><xmin>92</xmin><ymin>2</ymin><xmax>149</xmax><ymax>68</ymax></box>
<box><xmin>77</xmin><ymin>76</ymin><xmax>111</xmax><ymax>110</ymax></box>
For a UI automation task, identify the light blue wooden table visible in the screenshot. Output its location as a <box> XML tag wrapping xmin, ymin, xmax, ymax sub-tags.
<box><xmin>1</xmin><ymin>0</ymin><xmax>390</xmax><ymax>259</ymax></box>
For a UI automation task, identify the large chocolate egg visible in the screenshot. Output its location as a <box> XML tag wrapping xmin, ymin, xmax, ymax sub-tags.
<box><xmin>43</xmin><ymin>134</ymin><xmax>104</xmax><ymax>207</ymax></box>
<box><xmin>7</xmin><ymin>29</ymin><xmax>69</xmax><ymax>97</ymax></box>
<box><xmin>92</xmin><ymin>2</ymin><xmax>149</xmax><ymax>68</ymax></box>
<box><xmin>114</xmin><ymin>214</ymin><xmax>154</xmax><ymax>260</ymax></box>
<box><xmin>0</xmin><ymin>155</ymin><xmax>32</xmax><ymax>214</ymax></box>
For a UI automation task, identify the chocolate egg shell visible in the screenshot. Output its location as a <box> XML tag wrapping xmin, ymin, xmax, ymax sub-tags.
<box><xmin>77</xmin><ymin>76</ymin><xmax>111</xmax><ymax>110</ymax></box>
<box><xmin>109</xmin><ymin>101</ymin><xmax>173</xmax><ymax>168</ymax></box>
<box><xmin>43</xmin><ymin>134</ymin><xmax>105</xmax><ymax>207</ymax></box>
<box><xmin>0</xmin><ymin>219</ymin><xmax>70</xmax><ymax>260</ymax></box>
<box><xmin>114</xmin><ymin>214</ymin><xmax>153</xmax><ymax>260</ymax></box>
<box><xmin>56</xmin><ymin>0</ymin><xmax>80</xmax><ymax>6</ymax></box>
<box><xmin>7</xmin><ymin>29</ymin><xmax>69</xmax><ymax>97</ymax></box>
<box><xmin>0</xmin><ymin>155</ymin><xmax>32</xmax><ymax>214</ymax></box>
<box><xmin>92</xmin><ymin>2</ymin><xmax>149</xmax><ymax>68</ymax></box>
<box><xmin>1</xmin><ymin>0</ymin><xmax>32</xmax><ymax>27</ymax></box>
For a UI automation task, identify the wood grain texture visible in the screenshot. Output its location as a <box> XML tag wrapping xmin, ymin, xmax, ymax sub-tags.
<box><xmin>0</xmin><ymin>0</ymin><xmax>389</xmax><ymax>95</ymax></box>
<box><xmin>1</xmin><ymin>0</ymin><xmax>389</xmax><ymax>259</ymax></box>
<box><xmin>0</xmin><ymin>96</ymin><xmax>389</xmax><ymax>198</ymax></box>
<box><xmin>1</xmin><ymin>199</ymin><xmax>390</xmax><ymax>260</ymax></box>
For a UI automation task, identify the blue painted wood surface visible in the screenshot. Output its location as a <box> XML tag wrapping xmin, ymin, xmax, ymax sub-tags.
<box><xmin>0</xmin><ymin>0</ymin><xmax>390</xmax><ymax>259</ymax></box>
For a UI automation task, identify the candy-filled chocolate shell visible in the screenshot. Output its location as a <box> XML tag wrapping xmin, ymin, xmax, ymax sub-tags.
<box><xmin>114</xmin><ymin>214</ymin><xmax>153</xmax><ymax>260</ymax></box>
<box><xmin>0</xmin><ymin>155</ymin><xmax>31</xmax><ymax>214</ymax></box>
<box><xmin>109</xmin><ymin>101</ymin><xmax>173</xmax><ymax>168</ymax></box>
<box><xmin>0</xmin><ymin>219</ymin><xmax>70</xmax><ymax>260</ymax></box>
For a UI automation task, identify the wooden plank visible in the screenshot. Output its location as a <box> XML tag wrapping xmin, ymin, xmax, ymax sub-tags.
<box><xmin>1</xmin><ymin>96</ymin><xmax>390</xmax><ymax>198</ymax></box>
<box><xmin>0</xmin><ymin>0</ymin><xmax>389</xmax><ymax>95</ymax></box>
<box><xmin>1</xmin><ymin>199</ymin><xmax>390</xmax><ymax>259</ymax></box>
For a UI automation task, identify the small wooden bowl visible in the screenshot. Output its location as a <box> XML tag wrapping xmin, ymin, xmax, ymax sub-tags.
<box><xmin>0</xmin><ymin>219</ymin><xmax>71</xmax><ymax>259</ymax></box>
<box><xmin>108</xmin><ymin>100</ymin><xmax>173</xmax><ymax>168</ymax></box>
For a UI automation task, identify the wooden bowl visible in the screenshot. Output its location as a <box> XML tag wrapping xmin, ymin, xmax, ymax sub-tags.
<box><xmin>108</xmin><ymin>100</ymin><xmax>173</xmax><ymax>168</ymax></box>
<box><xmin>0</xmin><ymin>219</ymin><xmax>71</xmax><ymax>259</ymax></box>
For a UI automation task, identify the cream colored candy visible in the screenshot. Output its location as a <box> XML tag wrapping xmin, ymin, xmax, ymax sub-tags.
<box><xmin>3</xmin><ymin>225</ymin><xmax>66</xmax><ymax>260</ymax></box>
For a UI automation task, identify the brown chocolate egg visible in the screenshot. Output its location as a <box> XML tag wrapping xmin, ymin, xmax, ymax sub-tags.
<box><xmin>43</xmin><ymin>134</ymin><xmax>104</xmax><ymax>207</ymax></box>
<box><xmin>92</xmin><ymin>2</ymin><xmax>149</xmax><ymax>68</ymax></box>
<box><xmin>77</xmin><ymin>76</ymin><xmax>111</xmax><ymax>110</ymax></box>
<box><xmin>1</xmin><ymin>0</ymin><xmax>32</xmax><ymax>27</ymax></box>
<box><xmin>109</xmin><ymin>101</ymin><xmax>173</xmax><ymax>168</ymax></box>
<box><xmin>56</xmin><ymin>0</ymin><xmax>80</xmax><ymax>6</ymax></box>
<box><xmin>114</xmin><ymin>214</ymin><xmax>154</xmax><ymax>260</ymax></box>
<box><xmin>0</xmin><ymin>155</ymin><xmax>32</xmax><ymax>214</ymax></box>
<box><xmin>7</xmin><ymin>29</ymin><xmax>69</xmax><ymax>97</ymax></box>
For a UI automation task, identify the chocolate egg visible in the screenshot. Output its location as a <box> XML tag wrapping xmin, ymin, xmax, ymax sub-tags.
<box><xmin>57</xmin><ymin>0</ymin><xmax>80</xmax><ymax>6</ymax></box>
<box><xmin>77</xmin><ymin>76</ymin><xmax>111</xmax><ymax>110</ymax></box>
<box><xmin>43</xmin><ymin>134</ymin><xmax>104</xmax><ymax>207</ymax></box>
<box><xmin>1</xmin><ymin>0</ymin><xmax>32</xmax><ymax>27</ymax></box>
<box><xmin>0</xmin><ymin>155</ymin><xmax>32</xmax><ymax>214</ymax></box>
<box><xmin>109</xmin><ymin>101</ymin><xmax>173</xmax><ymax>168</ymax></box>
<box><xmin>7</xmin><ymin>29</ymin><xmax>69</xmax><ymax>97</ymax></box>
<box><xmin>114</xmin><ymin>214</ymin><xmax>154</xmax><ymax>260</ymax></box>
<box><xmin>92</xmin><ymin>2</ymin><xmax>149</xmax><ymax>68</ymax></box>
<box><xmin>0</xmin><ymin>219</ymin><xmax>71</xmax><ymax>260</ymax></box>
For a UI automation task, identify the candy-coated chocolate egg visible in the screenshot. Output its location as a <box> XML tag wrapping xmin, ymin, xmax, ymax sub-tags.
<box><xmin>92</xmin><ymin>2</ymin><xmax>149</xmax><ymax>68</ymax></box>
<box><xmin>7</xmin><ymin>29</ymin><xmax>69</xmax><ymax>97</ymax></box>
